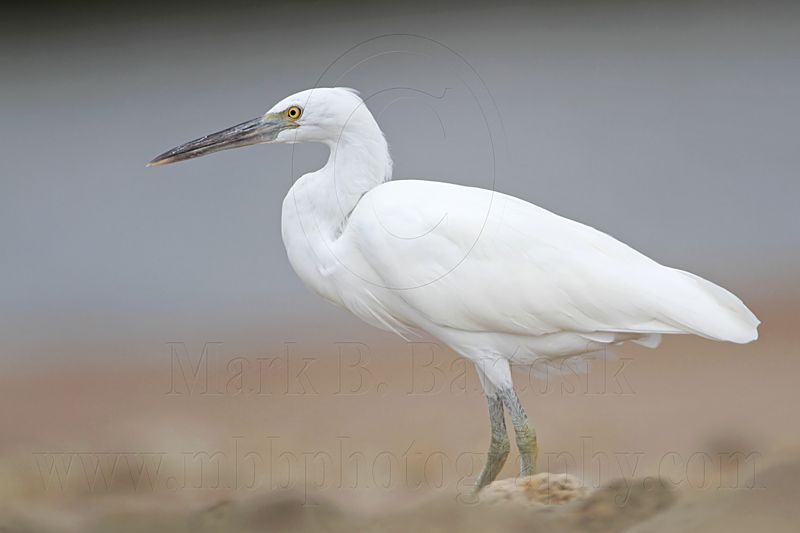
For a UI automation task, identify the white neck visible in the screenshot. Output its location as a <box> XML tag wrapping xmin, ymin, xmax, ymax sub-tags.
<box><xmin>289</xmin><ymin>119</ymin><xmax>392</xmax><ymax>240</ymax></box>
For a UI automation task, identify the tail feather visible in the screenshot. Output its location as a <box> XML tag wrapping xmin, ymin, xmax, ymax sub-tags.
<box><xmin>660</xmin><ymin>269</ymin><xmax>760</xmax><ymax>344</ymax></box>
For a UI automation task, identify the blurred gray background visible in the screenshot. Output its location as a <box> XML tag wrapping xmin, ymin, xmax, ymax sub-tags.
<box><xmin>2</xmin><ymin>5</ymin><xmax>800</xmax><ymax>528</ymax></box>
<box><xmin>1</xmin><ymin>0</ymin><xmax>798</xmax><ymax>360</ymax></box>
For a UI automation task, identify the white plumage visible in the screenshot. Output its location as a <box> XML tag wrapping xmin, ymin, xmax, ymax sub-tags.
<box><xmin>150</xmin><ymin>86</ymin><xmax>760</xmax><ymax>489</ymax></box>
<box><xmin>277</xmin><ymin>89</ymin><xmax>758</xmax><ymax>378</ymax></box>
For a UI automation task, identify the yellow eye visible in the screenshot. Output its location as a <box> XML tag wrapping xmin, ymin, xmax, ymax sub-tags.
<box><xmin>287</xmin><ymin>106</ymin><xmax>302</xmax><ymax>120</ymax></box>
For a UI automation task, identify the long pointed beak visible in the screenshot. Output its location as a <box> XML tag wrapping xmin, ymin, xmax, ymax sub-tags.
<box><xmin>147</xmin><ymin>115</ymin><xmax>292</xmax><ymax>167</ymax></box>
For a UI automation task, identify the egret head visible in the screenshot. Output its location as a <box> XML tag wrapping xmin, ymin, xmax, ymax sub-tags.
<box><xmin>147</xmin><ymin>87</ymin><xmax>372</xmax><ymax>166</ymax></box>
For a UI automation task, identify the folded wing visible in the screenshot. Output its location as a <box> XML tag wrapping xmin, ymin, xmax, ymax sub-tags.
<box><xmin>344</xmin><ymin>180</ymin><xmax>759</xmax><ymax>344</ymax></box>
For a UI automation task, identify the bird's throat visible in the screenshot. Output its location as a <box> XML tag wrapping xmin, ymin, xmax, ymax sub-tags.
<box><xmin>311</xmin><ymin>135</ymin><xmax>392</xmax><ymax>237</ymax></box>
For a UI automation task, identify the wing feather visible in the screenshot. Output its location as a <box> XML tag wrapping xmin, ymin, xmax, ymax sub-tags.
<box><xmin>343</xmin><ymin>180</ymin><xmax>758</xmax><ymax>344</ymax></box>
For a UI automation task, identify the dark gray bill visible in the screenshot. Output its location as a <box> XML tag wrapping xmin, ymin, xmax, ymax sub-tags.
<box><xmin>147</xmin><ymin>116</ymin><xmax>290</xmax><ymax>167</ymax></box>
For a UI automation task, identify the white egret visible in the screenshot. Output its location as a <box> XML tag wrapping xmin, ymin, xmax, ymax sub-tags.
<box><xmin>149</xmin><ymin>87</ymin><xmax>760</xmax><ymax>490</ymax></box>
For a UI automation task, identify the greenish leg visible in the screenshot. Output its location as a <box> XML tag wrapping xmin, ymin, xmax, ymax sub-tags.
<box><xmin>475</xmin><ymin>393</ymin><xmax>510</xmax><ymax>491</ymax></box>
<box><xmin>500</xmin><ymin>388</ymin><xmax>538</xmax><ymax>477</ymax></box>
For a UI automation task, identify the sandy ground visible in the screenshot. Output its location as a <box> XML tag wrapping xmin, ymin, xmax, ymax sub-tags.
<box><xmin>0</xmin><ymin>298</ymin><xmax>797</xmax><ymax>531</ymax></box>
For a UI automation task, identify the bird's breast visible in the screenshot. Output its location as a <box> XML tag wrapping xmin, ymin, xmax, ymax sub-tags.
<box><xmin>280</xmin><ymin>195</ymin><xmax>343</xmax><ymax>307</ymax></box>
